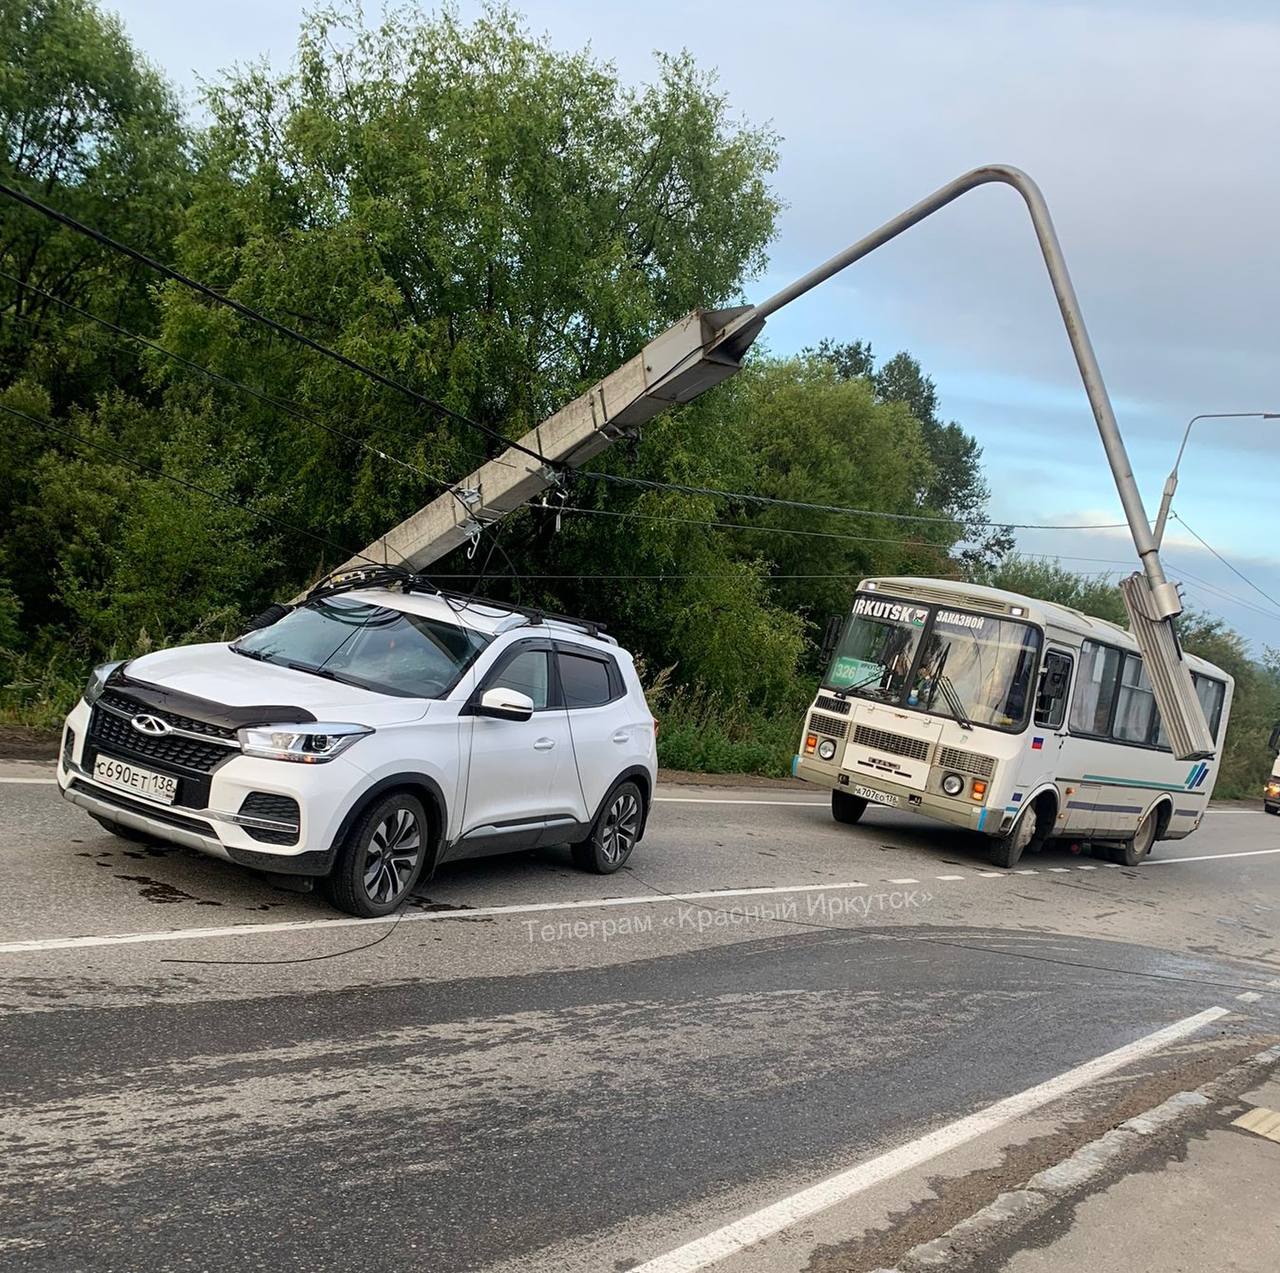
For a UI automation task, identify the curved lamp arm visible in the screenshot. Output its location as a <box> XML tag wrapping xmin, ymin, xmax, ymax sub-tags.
<box><xmin>723</xmin><ymin>164</ymin><xmax>1174</xmax><ymax>609</ymax></box>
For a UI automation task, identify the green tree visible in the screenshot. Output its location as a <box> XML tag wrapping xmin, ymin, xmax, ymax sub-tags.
<box><xmin>0</xmin><ymin>0</ymin><xmax>188</xmax><ymax>402</ymax></box>
<box><xmin>158</xmin><ymin>3</ymin><xmax>780</xmax><ymax>564</ymax></box>
<box><xmin>806</xmin><ymin>339</ymin><xmax>997</xmax><ymax>541</ymax></box>
<box><xmin>0</xmin><ymin>0</ymin><xmax>189</xmax><ymax>637</ymax></box>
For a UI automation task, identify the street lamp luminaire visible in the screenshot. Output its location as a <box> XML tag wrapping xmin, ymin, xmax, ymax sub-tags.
<box><xmin>1152</xmin><ymin>411</ymin><xmax>1280</xmax><ymax>548</ymax></box>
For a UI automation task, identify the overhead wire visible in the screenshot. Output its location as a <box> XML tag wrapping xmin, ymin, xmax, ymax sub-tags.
<box><xmin>1169</xmin><ymin>513</ymin><xmax>1280</xmax><ymax>616</ymax></box>
<box><xmin>0</xmin><ymin>267</ymin><xmax>462</xmax><ymax>493</ymax></box>
<box><xmin>0</xmin><ymin>400</ymin><xmax>412</xmax><ymax>573</ymax></box>
<box><xmin>579</xmin><ymin>471</ymin><xmax>1130</xmax><ymax>532</ymax></box>
<box><xmin>0</xmin><ymin>176</ymin><xmax>548</xmax><ymax>467</ymax></box>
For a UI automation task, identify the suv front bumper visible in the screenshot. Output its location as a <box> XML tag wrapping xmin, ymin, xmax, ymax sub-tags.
<box><xmin>58</xmin><ymin>699</ymin><xmax>355</xmax><ymax>875</ymax></box>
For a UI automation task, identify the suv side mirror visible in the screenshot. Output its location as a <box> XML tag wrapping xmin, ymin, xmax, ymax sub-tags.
<box><xmin>476</xmin><ymin>687</ymin><xmax>535</xmax><ymax>721</ymax></box>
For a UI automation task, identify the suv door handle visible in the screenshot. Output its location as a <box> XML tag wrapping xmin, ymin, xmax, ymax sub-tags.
<box><xmin>533</xmin><ymin>737</ymin><xmax>556</xmax><ymax>751</ymax></box>
<box><xmin>611</xmin><ymin>731</ymin><xmax>629</xmax><ymax>744</ymax></box>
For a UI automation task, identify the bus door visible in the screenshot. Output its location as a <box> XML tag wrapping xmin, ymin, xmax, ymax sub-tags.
<box><xmin>1030</xmin><ymin>647</ymin><xmax>1079</xmax><ymax>829</ymax></box>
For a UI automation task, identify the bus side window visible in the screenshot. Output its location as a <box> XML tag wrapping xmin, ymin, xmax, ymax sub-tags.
<box><xmin>1034</xmin><ymin>651</ymin><xmax>1073</xmax><ymax>729</ymax></box>
<box><xmin>1069</xmin><ymin>640</ymin><xmax>1122</xmax><ymax>736</ymax></box>
<box><xmin>1190</xmin><ymin>673</ymin><xmax>1226</xmax><ymax>741</ymax></box>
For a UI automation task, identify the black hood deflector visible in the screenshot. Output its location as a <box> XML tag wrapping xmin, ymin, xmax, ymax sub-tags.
<box><xmin>110</xmin><ymin>666</ymin><xmax>317</xmax><ymax>729</ymax></box>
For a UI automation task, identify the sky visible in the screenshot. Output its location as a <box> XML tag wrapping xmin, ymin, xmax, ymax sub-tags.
<box><xmin>107</xmin><ymin>0</ymin><xmax>1280</xmax><ymax>651</ymax></box>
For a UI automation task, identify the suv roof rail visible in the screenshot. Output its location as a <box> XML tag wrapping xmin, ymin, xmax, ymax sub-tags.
<box><xmin>436</xmin><ymin>589</ymin><xmax>613</xmax><ymax>643</ymax></box>
<box><xmin>302</xmin><ymin>568</ymin><xmax>612</xmax><ymax>643</ymax></box>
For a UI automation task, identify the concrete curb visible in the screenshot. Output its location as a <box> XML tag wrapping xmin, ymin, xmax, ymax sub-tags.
<box><xmin>884</xmin><ymin>1042</ymin><xmax>1280</xmax><ymax>1273</ymax></box>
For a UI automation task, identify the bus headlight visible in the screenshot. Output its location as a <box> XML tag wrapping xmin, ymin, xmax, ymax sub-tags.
<box><xmin>817</xmin><ymin>739</ymin><xmax>837</xmax><ymax>761</ymax></box>
<box><xmin>941</xmin><ymin>772</ymin><xmax>965</xmax><ymax>797</ymax></box>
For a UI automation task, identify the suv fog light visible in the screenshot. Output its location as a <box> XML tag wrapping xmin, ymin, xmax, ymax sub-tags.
<box><xmin>941</xmin><ymin>772</ymin><xmax>965</xmax><ymax>797</ymax></box>
<box><xmin>817</xmin><ymin>739</ymin><xmax>837</xmax><ymax>761</ymax></box>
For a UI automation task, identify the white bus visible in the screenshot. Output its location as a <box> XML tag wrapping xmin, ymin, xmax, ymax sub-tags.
<box><xmin>793</xmin><ymin>577</ymin><xmax>1233</xmax><ymax>867</ymax></box>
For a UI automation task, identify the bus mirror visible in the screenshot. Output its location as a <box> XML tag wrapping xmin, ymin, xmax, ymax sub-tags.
<box><xmin>1270</xmin><ymin>722</ymin><xmax>1280</xmax><ymax>753</ymax></box>
<box><xmin>820</xmin><ymin>615</ymin><xmax>843</xmax><ymax>666</ymax></box>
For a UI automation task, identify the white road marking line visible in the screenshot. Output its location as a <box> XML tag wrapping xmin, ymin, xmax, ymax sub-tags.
<box><xmin>0</xmin><ymin>777</ymin><xmax>57</xmax><ymax>785</ymax></box>
<box><xmin>1076</xmin><ymin>865</ymin><xmax>1098</xmax><ymax>871</ymax></box>
<box><xmin>655</xmin><ymin>797</ymin><xmax>828</xmax><ymax>806</ymax></box>
<box><xmin>1236</xmin><ymin>991</ymin><xmax>1263</xmax><ymax>1004</ymax></box>
<box><xmin>888</xmin><ymin>878</ymin><xmax>919</xmax><ymax>884</ymax></box>
<box><xmin>975</xmin><ymin>871</ymin><xmax>1005</xmax><ymax>877</ymax></box>
<box><xmin>1048</xmin><ymin>867</ymin><xmax>1072</xmax><ymax>873</ymax></box>
<box><xmin>0</xmin><ymin>878</ymin><xmax>881</xmax><ymax>955</ymax></box>
<box><xmin>1014</xmin><ymin>869</ymin><xmax>1039</xmax><ymax>875</ymax></box>
<box><xmin>935</xmin><ymin>875</ymin><xmax>965</xmax><ymax>881</ymax></box>
<box><xmin>630</xmin><ymin>1007</ymin><xmax>1231</xmax><ymax>1273</ymax></box>
<box><xmin>1147</xmin><ymin>847</ymin><xmax>1280</xmax><ymax>866</ymax></box>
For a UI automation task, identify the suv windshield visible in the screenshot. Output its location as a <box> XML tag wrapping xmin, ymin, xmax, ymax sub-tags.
<box><xmin>824</xmin><ymin>595</ymin><xmax>1042</xmax><ymax>730</ymax></box>
<box><xmin>233</xmin><ymin>597</ymin><xmax>491</xmax><ymax>698</ymax></box>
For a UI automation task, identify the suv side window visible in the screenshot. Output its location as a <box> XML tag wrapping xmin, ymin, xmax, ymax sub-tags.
<box><xmin>489</xmin><ymin>647</ymin><xmax>552</xmax><ymax>709</ymax></box>
<box><xmin>558</xmin><ymin>650</ymin><xmax>615</xmax><ymax>708</ymax></box>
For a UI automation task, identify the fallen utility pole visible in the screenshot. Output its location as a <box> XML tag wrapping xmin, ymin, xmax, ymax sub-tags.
<box><xmin>338</xmin><ymin>306</ymin><xmax>763</xmax><ymax>575</ymax></box>
<box><xmin>348</xmin><ymin>163</ymin><xmax>1215</xmax><ymax>759</ymax></box>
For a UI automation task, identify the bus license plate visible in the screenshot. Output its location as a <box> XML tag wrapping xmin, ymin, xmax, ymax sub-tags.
<box><xmin>93</xmin><ymin>755</ymin><xmax>178</xmax><ymax>805</ymax></box>
<box><xmin>851</xmin><ymin>784</ymin><xmax>899</xmax><ymax>808</ymax></box>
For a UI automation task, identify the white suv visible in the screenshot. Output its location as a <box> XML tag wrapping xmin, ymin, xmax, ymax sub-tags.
<box><xmin>56</xmin><ymin>576</ymin><xmax>657</xmax><ymax>916</ymax></box>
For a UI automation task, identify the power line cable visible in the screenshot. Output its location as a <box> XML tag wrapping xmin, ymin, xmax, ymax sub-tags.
<box><xmin>0</xmin><ymin>177</ymin><xmax>548</xmax><ymax>467</ymax></box>
<box><xmin>1170</xmin><ymin>513</ymin><xmax>1280</xmax><ymax>616</ymax></box>
<box><xmin>0</xmin><ymin>400</ymin><xmax>409</xmax><ymax>572</ymax></box>
<box><xmin>0</xmin><ymin>267</ymin><xmax>461</xmax><ymax>493</ymax></box>
<box><xmin>580</xmin><ymin>470</ymin><xmax>1129</xmax><ymax>532</ymax></box>
<box><xmin>555</xmin><ymin>502</ymin><xmax>956</xmax><ymax>549</ymax></box>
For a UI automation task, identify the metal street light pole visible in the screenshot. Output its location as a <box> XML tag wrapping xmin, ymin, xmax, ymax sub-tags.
<box><xmin>1152</xmin><ymin>412</ymin><xmax>1280</xmax><ymax>548</ymax></box>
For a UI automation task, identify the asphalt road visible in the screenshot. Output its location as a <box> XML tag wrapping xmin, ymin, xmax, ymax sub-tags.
<box><xmin>2</xmin><ymin>765</ymin><xmax>1279</xmax><ymax>1272</ymax></box>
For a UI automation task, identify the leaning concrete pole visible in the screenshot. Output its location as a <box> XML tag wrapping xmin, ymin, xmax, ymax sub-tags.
<box><xmin>335</xmin><ymin>305</ymin><xmax>763</xmax><ymax>575</ymax></box>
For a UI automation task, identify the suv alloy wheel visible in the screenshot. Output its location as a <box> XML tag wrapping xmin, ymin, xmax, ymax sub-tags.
<box><xmin>572</xmin><ymin>781</ymin><xmax>643</xmax><ymax>874</ymax></box>
<box><xmin>323</xmin><ymin>792</ymin><xmax>429</xmax><ymax>917</ymax></box>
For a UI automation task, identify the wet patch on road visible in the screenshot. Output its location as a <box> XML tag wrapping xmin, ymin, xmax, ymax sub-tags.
<box><xmin>111</xmin><ymin>874</ymin><xmax>224</xmax><ymax>907</ymax></box>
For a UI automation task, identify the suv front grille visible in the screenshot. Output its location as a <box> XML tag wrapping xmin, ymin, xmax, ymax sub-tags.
<box><xmin>937</xmin><ymin>746</ymin><xmax>995</xmax><ymax>778</ymax></box>
<box><xmin>852</xmin><ymin>725</ymin><xmax>930</xmax><ymax>763</ymax></box>
<box><xmin>808</xmin><ymin>712</ymin><xmax>849</xmax><ymax>740</ymax></box>
<box><xmin>89</xmin><ymin>706</ymin><xmax>234</xmax><ymax>775</ymax></box>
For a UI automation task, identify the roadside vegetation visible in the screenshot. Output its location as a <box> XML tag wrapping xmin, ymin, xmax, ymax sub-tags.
<box><xmin>2</xmin><ymin>0</ymin><xmax>1276</xmax><ymax>796</ymax></box>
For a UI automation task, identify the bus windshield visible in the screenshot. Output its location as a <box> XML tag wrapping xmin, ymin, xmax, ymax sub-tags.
<box><xmin>824</xmin><ymin>595</ymin><xmax>1042</xmax><ymax>730</ymax></box>
<box><xmin>825</xmin><ymin>596</ymin><xmax>931</xmax><ymax>704</ymax></box>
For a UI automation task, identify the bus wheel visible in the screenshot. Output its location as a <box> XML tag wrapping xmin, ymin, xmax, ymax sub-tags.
<box><xmin>988</xmin><ymin>806</ymin><xmax>1038</xmax><ymax>869</ymax></box>
<box><xmin>832</xmin><ymin>790</ymin><xmax>868</xmax><ymax>825</ymax></box>
<box><xmin>1110</xmin><ymin>810</ymin><xmax>1157</xmax><ymax>867</ymax></box>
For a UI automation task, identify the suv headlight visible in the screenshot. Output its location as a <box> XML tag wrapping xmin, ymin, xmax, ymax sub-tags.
<box><xmin>84</xmin><ymin>660</ymin><xmax>125</xmax><ymax>706</ymax></box>
<box><xmin>237</xmin><ymin>722</ymin><xmax>373</xmax><ymax>764</ymax></box>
